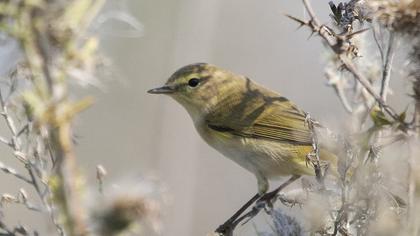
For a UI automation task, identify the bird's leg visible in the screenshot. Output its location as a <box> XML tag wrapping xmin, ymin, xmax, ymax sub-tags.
<box><xmin>258</xmin><ymin>175</ymin><xmax>301</xmax><ymax>208</ymax></box>
<box><xmin>215</xmin><ymin>193</ymin><xmax>260</xmax><ymax>235</ymax></box>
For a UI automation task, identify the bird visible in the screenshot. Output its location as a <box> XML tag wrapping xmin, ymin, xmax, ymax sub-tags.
<box><xmin>148</xmin><ymin>63</ymin><xmax>337</xmax><ymax>234</ymax></box>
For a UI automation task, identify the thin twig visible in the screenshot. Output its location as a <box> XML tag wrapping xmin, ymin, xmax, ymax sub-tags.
<box><xmin>0</xmin><ymin>90</ymin><xmax>25</xmax><ymax>155</ymax></box>
<box><xmin>407</xmin><ymin>138</ymin><xmax>418</xmax><ymax>235</ymax></box>
<box><xmin>407</xmin><ymin>101</ymin><xmax>419</xmax><ymax>234</ymax></box>
<box><xmin>372</xmin><ymin>24</ymin><xmax>385</xmax><ymax>64</ymax></box>
<box><xmin>0</xmin><ymin>162</ymin><xmax>32</xmax><ymax>184</ymax></box>
<box><xmin>0</xmin><ymin>136</ymin><xmax>12</xmax><ymax>147</ymax></box>
<box><xmin>326</xmin><ymin>71</ymin><xmax>353</xmax><ymax>113</ymax></box>
<box><xmin>29</xmin><ymin>163</ymin><xmax>65</xmax><ymax>235</ymax></box>
<box><xmin>380</xmin><ymin>32</ymin><xmax>396</xmax><ymax>102</ymax></box>
<box><xmin>15</xmin><ymin>124</ymin><xmax>29</xmax><ymax>138</ymax></box>
<box><xmin>0</xmin><ymin>220</ymin><xmax>14</xmax><ymax>235</ymax></box>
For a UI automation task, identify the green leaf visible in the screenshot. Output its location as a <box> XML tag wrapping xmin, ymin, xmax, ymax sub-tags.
<box><xmin>370</xmin><ymin>106</ymin><xmax>392</xmax><ymax>127</ymax></box>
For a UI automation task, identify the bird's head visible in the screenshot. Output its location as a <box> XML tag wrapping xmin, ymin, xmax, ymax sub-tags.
<box><xmin>148</xmin><ymin>63</ymin><xmax>241</xmax><ymax>120</ymax></box>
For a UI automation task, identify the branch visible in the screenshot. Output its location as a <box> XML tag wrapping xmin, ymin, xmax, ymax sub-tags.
<box><xmin>340</xmin><ymin>56</ymin><xmax>398</xmax><ymax>120</ymax></box>
<box><xmin>288</xmin><ymin>0</ymin><xmax>400</xmax><ymax>122</ymax></box>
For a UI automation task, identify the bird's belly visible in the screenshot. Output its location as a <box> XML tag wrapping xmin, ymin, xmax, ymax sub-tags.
<box><xmin>217</xmin><ymin>144</ymin><xmax>296</xmax><ymax>178</ymax></box>
<box><xmin>198</xmin><ymin>126</ymin><xmax>310</xmax><ymax>178</ymax></box>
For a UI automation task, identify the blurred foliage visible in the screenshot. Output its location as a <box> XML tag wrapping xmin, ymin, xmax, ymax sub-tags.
<box><xmin>0</xmin><ymin>1</ymin><xmax>159</xmax><ymax>236</ymax></box>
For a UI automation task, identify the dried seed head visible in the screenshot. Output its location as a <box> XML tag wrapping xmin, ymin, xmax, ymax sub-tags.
<box><xmin>366</xmin><ymin>0</ymin><xmax>420</xmax><ymax>35</ymax></box>
<box><xmin>96</xmin><ymin>165</ymin><xmax>107</xmax><ymax>181</ymax></box>
<box><xmin>90</xmin><ymin>177</ymin><xmax>165</xmax><ymax>235</ymax></box>
<box><xmin>18</xmin><ymin>188</ymin><xmax>28</xmax><ymax>203</ymax></box>
<box><xmin>1</xmin><ymin>193</ymin><xmax>18</xmax><ymax>205</ymax></box>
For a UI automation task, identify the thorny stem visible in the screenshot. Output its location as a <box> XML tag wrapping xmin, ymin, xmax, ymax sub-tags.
<box><xmin>296</xmin><ymin>0</ymin><xmax>400</xmax><ymax>122</ymax></box>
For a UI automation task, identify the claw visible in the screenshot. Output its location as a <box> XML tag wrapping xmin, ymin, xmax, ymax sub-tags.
<box><xmin>256</xmin><ymin>191</ymin><xmax>278</xmax><ymax>212</ymax></box>
<box><xmin>215</xmin><ymin>223</ymin><xmax>234</xmax><ymax>236</ymax></box>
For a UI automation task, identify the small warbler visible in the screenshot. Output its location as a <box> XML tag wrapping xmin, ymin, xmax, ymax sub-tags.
<box><xmin>148</xmin><ymin>63</ymin><xmax>337</xmax><ymax>232</ymax></box>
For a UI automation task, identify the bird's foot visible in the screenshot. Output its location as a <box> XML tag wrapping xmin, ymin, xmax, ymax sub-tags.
<box><xmin>256</xmin><ymin>190</ymin><xmax>278</xmax><ymax>213</ymax></box>
<box><xmin>214</xmin><ymin>193</ymin><xmax>260</xmax><ymax>235</ymax></box>
<box><xmin>215</xmin><ymin>221</ymin><xmax>235</xmax><ymax>236</ymax></box>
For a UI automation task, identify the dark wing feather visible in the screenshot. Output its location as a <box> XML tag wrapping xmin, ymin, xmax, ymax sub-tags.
<box><xmin>206</xmin><ymin>96</ymin><xmax>313</xmax><ymax>146</ymax></box>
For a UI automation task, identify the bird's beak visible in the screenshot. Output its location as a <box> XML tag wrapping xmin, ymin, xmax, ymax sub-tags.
<box><xmin>147</xmin><ymin>85</ymin><xmax>175</xmax><ymax>94</ymax></box>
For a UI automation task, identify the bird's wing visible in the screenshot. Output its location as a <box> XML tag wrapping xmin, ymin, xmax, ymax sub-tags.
<box><xmin>206</xmin><ymin>97</ymin><xmax>313</xmax><ymax>145</ymax></box>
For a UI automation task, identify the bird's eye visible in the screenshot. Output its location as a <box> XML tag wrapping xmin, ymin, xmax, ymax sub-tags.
<box><xmin>188</xmin><ymin>78</ymin><xmax>200</xmax><ymax>87</ymax></box>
